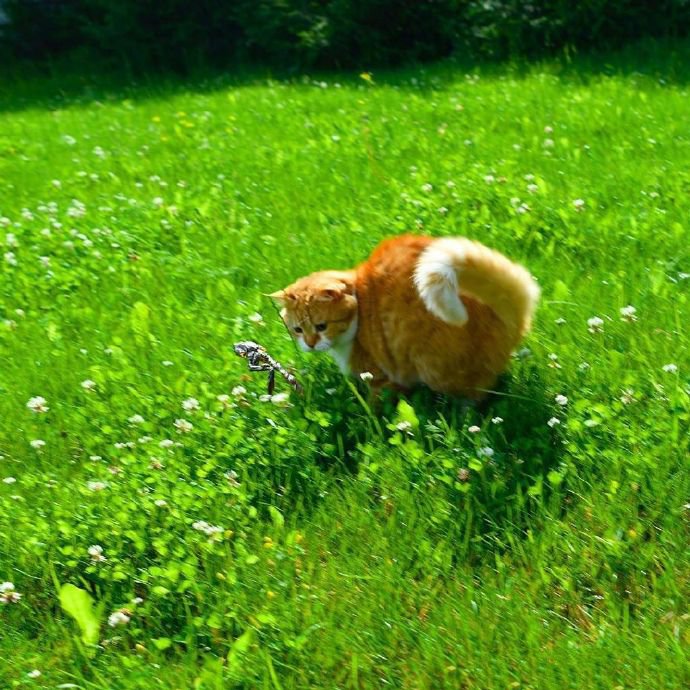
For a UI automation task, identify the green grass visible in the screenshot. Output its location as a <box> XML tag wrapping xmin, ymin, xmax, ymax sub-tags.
<box><xmin>1</xmin><ymin>41</ymin><xmax>689</xmax><ymax>689</ymax></box>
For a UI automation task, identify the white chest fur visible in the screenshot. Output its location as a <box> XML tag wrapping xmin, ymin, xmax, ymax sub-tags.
<box><xmin>328</xmin><ymin>315</ymin><xmax>358</xmax><ymax>374</ymax></box>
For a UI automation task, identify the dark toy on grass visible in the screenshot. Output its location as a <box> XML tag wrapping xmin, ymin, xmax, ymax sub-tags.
<box><xmin>233</xmin><ymin>341</ymin><xmax>303</xmax><ymax>395</ymax></box>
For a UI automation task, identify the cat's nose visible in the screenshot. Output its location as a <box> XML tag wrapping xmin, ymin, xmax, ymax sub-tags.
<box><xmin>304</xmin><ymin>334</ymin><xmax>319</xmax><ymax>349</ymax></box>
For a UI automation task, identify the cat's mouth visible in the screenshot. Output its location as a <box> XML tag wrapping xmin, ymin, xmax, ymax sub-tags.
<box><xmin>298</xmin><ymin>337</ymin><xmax>332</xmax><ymax>353</ymax></box>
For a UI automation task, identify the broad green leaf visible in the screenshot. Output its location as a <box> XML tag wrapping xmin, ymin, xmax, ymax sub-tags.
<box><xmin>227</xmin><ymin>628</ymin><xmax>256</xmax><ymax>674</ymax></box>
<box><xmin>59</xmin><ymin>584</ymin><xmax>100</xmax><ymax>646</ymax></box>
<box><xmin>268</xmin><ymin>506</ymin><xmax>284</xmax><ymax>530</ymax></box>
<box><xmin>395</xmin><ymin>399</ymin><xmax>419</xmax><ymax>430</ymax></box>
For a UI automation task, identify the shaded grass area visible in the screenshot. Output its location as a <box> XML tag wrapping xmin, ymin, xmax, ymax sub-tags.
<box><xmin>3</xmin><ymin>36</ymin><xmax>690</xmax><ymax>115</ymax></box>
<box><xmin>1</xmin><ymin>38</ymin><xmax>689</xmax><ymax>688</ymax></box>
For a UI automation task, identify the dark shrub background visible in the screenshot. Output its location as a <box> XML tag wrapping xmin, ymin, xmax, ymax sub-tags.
<box><xmin>2</xmin><ymin>0</ymin><xmax>690</xmax><ymax>71</ymax></box>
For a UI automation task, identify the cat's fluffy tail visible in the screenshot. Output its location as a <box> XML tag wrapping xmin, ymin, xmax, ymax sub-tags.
<box><xmin>413</xmin><ymin>237</ymin><xmax>540</xmax><ymax>333</ymax></box>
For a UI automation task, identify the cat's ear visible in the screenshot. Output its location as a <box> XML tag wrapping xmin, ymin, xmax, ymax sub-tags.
<box><xmin>316</xmin><ymin>283</ymin><xmax>346</xmax><ymax>302</ymax></box>
<box><xmin>265</xmin><ymin>289</ymin><xmax>292</xmax><ymax>305</ymax></box>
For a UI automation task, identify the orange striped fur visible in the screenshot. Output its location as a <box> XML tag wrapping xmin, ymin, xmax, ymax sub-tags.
<box><xmin>270</xmin><ymin>234</ymin><xmax>539</xmax><ymax>399</ymax></box>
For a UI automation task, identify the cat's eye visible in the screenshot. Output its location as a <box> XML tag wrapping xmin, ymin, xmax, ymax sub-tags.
<box><xmin>293</xmin><ymin>326</ymin><xmax>303</xmax><ymax>334</ymax></box>
<box><xmin>315</xmin><ymin>323</ymin><xmax>327</xmax><ymax>332</ymax></box>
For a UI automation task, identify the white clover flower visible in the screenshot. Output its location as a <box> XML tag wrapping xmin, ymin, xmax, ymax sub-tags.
<box><xmin>662</xmin><ymin>363</ymin><xmax>678</xmax><ymax>374</ymax></box>
<box><xmin>63</xmin><ymin>135</ymin><xmax>77</xmax><ymax>145</ymax></box>
<box><xmin>108</xmin><ymin>610</ymin><xmax>130</xmax><ymax>627</ymax></box>
<box><xmin>548</xmin><ymin>354</ymin><xmax>562</xmax><ymax>370</ymax></box>
<box><xmin>579</xmin><ymin>362</ymin><xmax>591</xmax><ymax>371</ymax></box>
<box><xmin>484</xmin><ymin>174</ymin><xmax>495</xmax><ymax>184</ymax></box>
<box><xmin>527</xmin><ymin>183</ymin><xmax>539</xmax><ymax>194</ymax></box>
<box><xmin>27</xmin><ymin>396</ymin><xmax>49</xmax><ymax>413</ymax></box>
<box><xmin>87</xmin><ymin>480</ymin><xmax>107</xmax><ymax>492</ymax></box>
<box><xmin>152</xmin><ymin>196</ymin><xmax>164</xmax><ymax>207</ymax></box>
<box><xmin>587</xmin><ymin>316</ymin><xmax>604</xmax><ymax>333</ymax></box>
<box><xmin>1</xmin><ymin>591</ymin><xmax>22</xmax><ymax>603</ymax></box>
<box><xmin>81</xmin><ymin>379</ymin><xmax>97</xmax><ymax>391</ymax></box>
<box><xmin>51</xmin><ymin>179</ymin><xmax>61</xmax><ymax>188</ymax></box>
<box><xmin>491</xmin><ymin>417</ymin><xmax>503</xmax><ymax>425</ymax></box>
<box><xmin>248</xmin><ymin>312</ymin><xmax>264</xmax><ymax>324</ymax></box>
<box><xmin>468</xmin><ymin>425</ymin><xmax>481</xmax><ymax>434</ymax></box>
<box><xmin>396</xmin><ymin>421</ymin><xmax>413</xmax><ymax>433</ymax></box>
<box><xmin>88</xmin><ymin>545</ymin><xmax>106</xmax><ymax>562</ymax></box>
<box><xmin>30</xmin><ymin>439</ymin><xmax>46</xmax><ymax>450</ymax></box>
<box><xmin>359</xmin><ymin>371</ymin><xmax>374</xmax><ymax>382</ymax></box>
<box><xmin>620</xmin><ymin>389</ymin><xmax>635</xmax><ymax>405</ymax></box>
<box><xmin>230</xmin><ymin>386</ymin><xmax>246</xmax><ymax>397</ymax></box>
<box><xmin>421</xmin><ymin>183</ymin><xmax>433</xmax><ymax>193</ymax></box>
<box><xmin>555</xmin><ymin>317</ymin><xmax>567</xmax><ymax>325</ymax></box>
<box><xmin>162</xmin><ymin>360</ymin><xmax>174</xmax><ymax>367</ymax></box>
<box><xmin>4</xmin><ymin>252</ymin><xmax>17</xmax><ymax>266</ymax></box>
<box><xmin>131</xmin><ymin>597</ymin><xmax>144</xmax><ymax>605</ymax></box>
<box><xmin>547</xmin><ymin>417</ymin><xmax>561</xmax><ymax>428</ymax></box>
<box><xmin>3</xmin><ymin>477</ymin><xmax>16</xmax><ymax>484</ymax></box>
<box><xmin>544</xmin><ymin>125</ymin><xmax>554</xmax><ymax>134</ymax></box>
<box><xmin>128</xmin><ymin>414</ymin><xmax>145</xmax><ymax>425</ymax></box>
<box><xmin>269</xmin><ymin>392</ymin><xmax>290</xmax><ymax>405</ymax></box>
<box><xmin>0</xmin><ymin>582</ymin><xmax>21</xmax><ymax>604</ymax></box>
<box><xmin>138</xmin><ymin>436</ymin><xmax>152</xmax><ymax>444</ymax></box>
<box><xmin>192</xmin><ymin>520</ymin><xmax>224</xmax><ymax>536</ymax></box>
<box><xmin>182</xmin><ymin>397</ymin><xmax>200</xmax><ymax>411</ymax></box>
<box><xmin>93</xmin><ymin>146</ymin><xmax>106</xmax><ymax>158</ymax></box>
<box><xmin>620</xmin><ymin>305</ymin><xmax>637</xmax><ymax>322</ymax></box>
<box><xmin>477</xmin><ymin>446</ymin><xmax>494</xmax><ymax>458</ymax></box>
<box><xmin>154</xmin><ymin>499</ymin><xmax>167</xmax><ymax>507</ymax></box>
<box><xmin>159</xmin><ymin>439</ymin><xmax>174</xmax><ymax>448</ymax></box>
<box><xmin>27</xmin><ymin>669</ymin><xmax>42</xmax><ymax>678</ymax></box>
<box><xmin>573</xmin><ymin>198</ymin><xmax>585</xmax><ymax>211</ymax></box>
<box><xmin>555</xmin><ymin>394</ymin><xmax>568</xmax><ymax>406</ymax></box>
<box><xmin>543</xmin><ymin>138</ymin><xmax>555</xmax><ymax>148</ymax></box>
<box><xmin>5</xmin><ymin>232</ymin><xmax>18</xmax><ymax>248</ymax></box>
<box><xmin>584</xmin><ymin>419</ymin><xmax>598</xmax><ymax>428</ymax></box>
<box><xmin>174</xmin><ymin>419</ymin><xmax>193</xmax><ymax>433</ymax></box>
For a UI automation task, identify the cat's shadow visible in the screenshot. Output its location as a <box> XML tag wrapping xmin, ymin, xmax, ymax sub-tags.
<box><xmin>295</xmin><ymin>355</ymin><xmax>565</xmax><ymax>559</ymax></box>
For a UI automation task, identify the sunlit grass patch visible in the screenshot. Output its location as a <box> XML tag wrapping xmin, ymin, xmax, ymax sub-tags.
<box><xmin>1</xmin><ymin>44</ymin><xmax>689</xmax><ymax>688</ymax></box>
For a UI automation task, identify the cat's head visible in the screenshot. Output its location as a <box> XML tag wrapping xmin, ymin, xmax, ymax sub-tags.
<box><xmin>269</xmin><ymin>272</ymin><xmax>357</xmax><ymax>352</ymax></box>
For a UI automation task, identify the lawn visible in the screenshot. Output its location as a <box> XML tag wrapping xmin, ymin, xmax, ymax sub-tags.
<box><xmin>1</xmin><ymin>41</ymin><xmax>689</xmax><ymax>689</ymax></box>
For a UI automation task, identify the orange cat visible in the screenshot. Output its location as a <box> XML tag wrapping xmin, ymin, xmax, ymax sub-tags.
<box><xmin>270</xmin><ymin>234</ymin><xmax>540</xmax><ymax>399</ymax></box>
